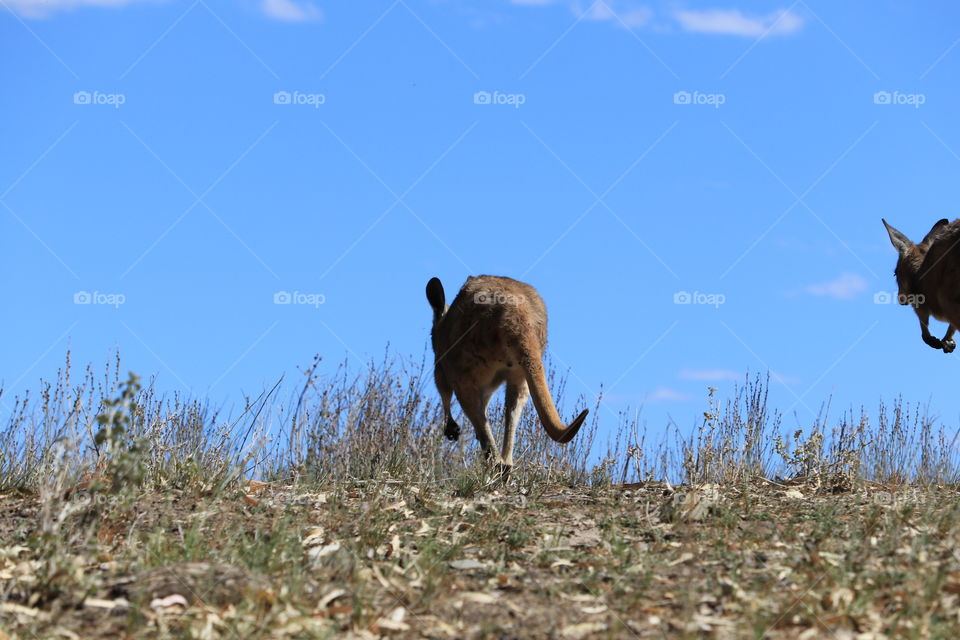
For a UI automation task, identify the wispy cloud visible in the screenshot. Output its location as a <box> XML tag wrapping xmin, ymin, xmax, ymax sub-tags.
<box><xmin>260</xmin><ymin>0</ymin><xmax>322</xmax><ymax>22</ymax></box>
<box><xmin>674</xmin><ymin>8</ymin><xmax>804</xmax><ymax>37</ymax></box>
<box><xmin>6</xmin><ymin>0</ymin><xmax>322</xmax><ymax>21</ymax></box>
<box><xmin>4</xmin><ymin>0</ymin><xmax>158</xmax><ymax>19</ymax></box>
<box><xmin>680</xmin><ymin>368</ymin><xmax>799</xmax><ymax>385</ymax></box>
<box><xmin>679</xmin><ymin>368</ymin><xmax>741</xmax><ymax>382</ymax></box>
<box><xmin>648</xmin><ymin>386</ymin><xmax>695</xmax><ymax>402</ymax></box>
<box><xmin>511</xmin><ymin>0</ymin><xmax>653</xmax><ymax>28</ymax></box>
<box><xmin>804</xmin><ymin>272</ymin><xmax>868</xmax><ymax>300</ymax></box>
<box><xmin>577</xmin><ymin>1</ymin><xmax>653</xmax><ymax>27</ymax></box>
<box><xmin>510</xmin><ymin>2</ymin><xmax>801</xmax><ymax>35</ymax></box>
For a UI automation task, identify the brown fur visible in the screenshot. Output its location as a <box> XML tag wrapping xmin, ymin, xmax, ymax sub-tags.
<box><xmin>883</xmin><ymin>218</ymin><xmax>960</xmax><ymax>353</ymax></box>
<box><xmin>425</xmin><ymin>275</ymin><xmax>588</xmax><ymax>470</ymax></box>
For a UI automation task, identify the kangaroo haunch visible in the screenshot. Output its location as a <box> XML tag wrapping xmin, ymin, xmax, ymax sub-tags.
<box><xmin>425</xmin><ymin>275</ymin><xmax>588</xmax><ymax>471</ymax></box>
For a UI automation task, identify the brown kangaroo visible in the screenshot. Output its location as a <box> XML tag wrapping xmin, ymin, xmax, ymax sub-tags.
<box><xmin>425</xmin><ymin>275</ymin><xmax>588</xmax><ymax>470</ymax></box>
<box><xmin>882</xmin><ymin>218</ymin><xmax>960</xmax><ymax>353</ymax></box>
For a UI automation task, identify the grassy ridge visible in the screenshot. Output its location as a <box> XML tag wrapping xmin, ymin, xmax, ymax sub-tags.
<box><xmin>0</xmin><ymin>352</ymin><xmax>958</xmax><ymax>638</ymax></box>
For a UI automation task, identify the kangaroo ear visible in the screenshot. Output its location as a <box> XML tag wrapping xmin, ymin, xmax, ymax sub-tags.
<box><xmin>921</xmin><ymin>218</ymin><xmax>951</xmax><ymax>246</ymax></box>
<box><xmin>883</xmin><ymin>219</ymin><xmax>913</xmax><ymax>256</ymax></box>
<box><xmin>426</xmin><ymin>277</ymin><xmax>445</xmax><ymax>315</ymax></box>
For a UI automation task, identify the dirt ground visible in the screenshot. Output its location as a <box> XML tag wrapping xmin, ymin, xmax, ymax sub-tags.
<box><xmin>2</xmin><ymin>480</ymin><xmax>959</xmax><ymax>638</ymax></box>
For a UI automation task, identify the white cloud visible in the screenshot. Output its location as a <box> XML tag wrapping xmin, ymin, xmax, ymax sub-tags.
<box><xmin>579</xmin><ymin>1</ymin><xmax>652</xmax><ymax>27</ymax></box>
<box><xmin>513</xmin><ymin>0</ymin><xmax>652</xmax><ymax>28</ymax></box>
<box><xmin>513</xmin><ymin>3</ymin><xmax>804</xmax><ymax>34</ymax></box>
<box><xmin>680</xmin><ymin>368</ymin><xmax>800</xmax><ymax>385</ymax></box>
<box><xmin>613</xmin><ymin>7</ymin><xmax>653</xmax><ymax>27</ymax></box>
<box><xmin>674</xmin><ymin>8</ymin><xmax>804</xmax><ymax>37</ymax></box>
<box><xmin>6</xmin><ymin>0</ymin><xmax>322</xmax><ymax>21</ymax></box>
<box><xmin>804</xmin><ymin>272</ymin><xmax>868</xmax><ymax>300</ymax></box>
<box><xmin>648</xmin><ymin>387</ymin><xmax>694</xmax><ymax>402</ymax></box>
<box><xmin>582</xmin><ymin>1</ymin><xmax>616</xmax><ymax>20</ymax></box>
<box><xmin>679</xmin><ymin>368</ymin><xmax>741</xmax><ymax>382</ymax></box>
<box><xmin>770</xmin><ymin>371</ymin><xmax>802</xmax><ymax>385</ymax></box>
<box><xmin>5</xmin><ymin>0</ymin><xmax>156</xmax><ymax>19</ymax></box>
<box><xmin>260</xmin><ymin>0</ymin><xmax>322</xmax><ymax>22</ymax></box>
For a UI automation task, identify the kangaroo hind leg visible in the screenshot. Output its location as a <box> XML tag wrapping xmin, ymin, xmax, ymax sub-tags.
<box><xmin>500</xmin><ymin>381</ymin><xmax>529</xmax><ymax>473</ymax></box>
<box><xmin>457</xmin><ymin>386</ymin><xmax>501</xmax><ymax>464</ymax></box>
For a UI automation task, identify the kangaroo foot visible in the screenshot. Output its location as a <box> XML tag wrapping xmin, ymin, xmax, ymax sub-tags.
<box><xmin>444</xmin><ymin>418</ymin><xmax>461</xmax><ymax>441</ymax></box>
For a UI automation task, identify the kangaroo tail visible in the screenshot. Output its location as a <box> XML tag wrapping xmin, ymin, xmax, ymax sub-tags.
<box><xmin>521</xmin><ymin>354</ymin><xmax>588</xmax><ymax>444</ymax></box>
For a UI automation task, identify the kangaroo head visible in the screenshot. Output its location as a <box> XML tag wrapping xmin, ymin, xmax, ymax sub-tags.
<box><xmin>883</xmin><ymin>218</ymin><xmax>949</xmax><ymax>305</ymax></box>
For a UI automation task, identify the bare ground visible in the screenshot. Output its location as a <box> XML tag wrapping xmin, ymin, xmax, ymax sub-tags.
<box><xmin>2</xmin><ymin>479</ymin><xmax>960</xmax><ymax>639</ymax></box>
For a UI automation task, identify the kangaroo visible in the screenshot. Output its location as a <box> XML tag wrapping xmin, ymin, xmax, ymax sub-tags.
<box><xmin>425</xmin><ymin>275</ymin><xmax>588</xmax><ymax>471</ymax></box>
<box><xmin>882</xmin><ymin>218</ymin><xmax>960</xmax><ymax>353</ymax></box>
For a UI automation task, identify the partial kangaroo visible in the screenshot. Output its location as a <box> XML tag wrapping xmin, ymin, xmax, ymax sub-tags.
<box><xmin>425</xmin><ymin>275</ymin><xmax>588</xmax><ymax>471</ymax></box>
<box><xmin>882</xmin><ymin>218</ymin><xmax>960</xmax><ymax>353</ymax></box>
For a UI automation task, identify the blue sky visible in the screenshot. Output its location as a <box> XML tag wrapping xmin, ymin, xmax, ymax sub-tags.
<box><xmin>3</xmin><ymin>0</ymin><xmax>960</xmax><ymax>445</ymax></box>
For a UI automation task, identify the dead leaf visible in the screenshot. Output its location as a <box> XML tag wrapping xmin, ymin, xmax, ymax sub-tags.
<box><xmin>566</xmin><ymin>527</ymin><xmax>603</xmax><ymax>548</ymax></box>
<box><xmin>460</xmin><ymin>592</ymin><xmax>498</xmax><ymax>604</ymax></box>
<box><xmin>561</xmin><ymin>621</ymin><xmax>608</xmax><ymax>638</ymax></box>
<box><xmin>302</xmin><ymin>528</ymin><xmax>326</xmax><ymax>547</ymax></box>
<box><xmin>83</xmin><ymin>597</ymin><xmax>127</xmax><ymax>610</ymax></box>
<box><xmin>668</xmin><ymin>552</ymin><xmax>695</xmax><ymax>567</ymax></box>
<box><xmin>316</xmin><ymin>588</ymin><xmax>347</xmax><ymax>611</ymax></box>
<box><xmin>150</xmin><ymin>594</ymin><xmax>189</xmax><ymax>611</ymax></box>
<box><xmin>375</xmin><ymin>607</ymin><xmax>410</xmax><ymax>631</ymax></box>
<box><xmin>307</xmin><ymin>542</ymin><xmax>341</xmax><ymax>560</ymax></box>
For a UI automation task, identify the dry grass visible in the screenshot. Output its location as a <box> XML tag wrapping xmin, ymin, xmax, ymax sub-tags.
<box><xmin>1</xmin><ymin>352</ymin><xmax>959</xmax><ymax>638</ymax></box>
